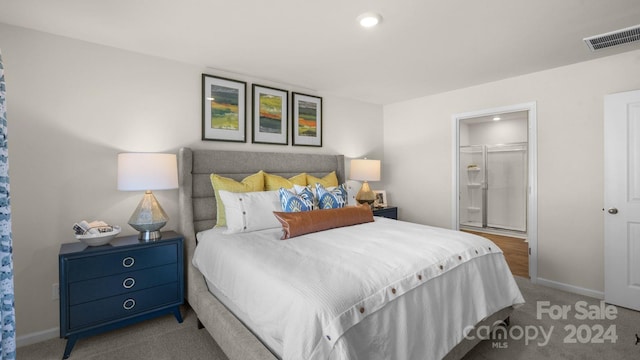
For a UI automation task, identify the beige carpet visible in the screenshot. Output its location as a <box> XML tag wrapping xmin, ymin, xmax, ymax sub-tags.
<box><xmin>19</xmin><ymin>277</ymin><xmax>640</xmax><ymax>359</ymax></box>
<box><xmin>18</xmin><ymin>306</ymin><xmax>229</xmax><ymax>360</ymax></box>
<box><xmin>464</xmin><ymin>277</ymin><xmax>640</xmax><ymax>359</ymax></box>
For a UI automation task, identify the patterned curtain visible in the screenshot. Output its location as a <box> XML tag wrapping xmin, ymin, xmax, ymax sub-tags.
<box><xmin>0</xmin><ymin>50</ymin><xmax>16</xmax><ymax>359</ymax></box>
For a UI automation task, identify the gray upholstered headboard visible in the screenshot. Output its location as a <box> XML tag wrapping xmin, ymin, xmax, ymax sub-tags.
<box><xmin>178</xmin><ymin>148</ymin><xmax>345</xmax><ymax>234</ymax></box>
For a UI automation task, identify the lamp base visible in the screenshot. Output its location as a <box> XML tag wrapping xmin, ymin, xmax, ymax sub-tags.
<box><xmin>138</xmin><ymin>230</ymin><xmax>162</xmax><ymax>241</ymax></box>
<box><xmin>128</xmin><ymin>190</ymin><xmax>169</xmax><ymax>242</ymax></box>
<box><xmin>356</xmin><ymin>181</ymin><xmax>376</xmax><ymax>209</ymax></box>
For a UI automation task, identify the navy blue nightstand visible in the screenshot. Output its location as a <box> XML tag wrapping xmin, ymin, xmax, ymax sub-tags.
<box><xmin>373</xmin><ymin>206</ymin><xmax>398</xmax><ymax>220</ymax></box>
<box><xmin>59</xmin><ymin>231</ymin><xmax>184</xmax><ymax>359</ymax></box>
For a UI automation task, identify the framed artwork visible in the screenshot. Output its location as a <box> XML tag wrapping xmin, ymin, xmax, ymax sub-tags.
<box><xmin>202</xmin><ymin>74</ymin><xmax>247</xmax><ymax>142</ymax></box>
<box><xmin>374</xmin><ymin>190</ymin><xmax>387</xmax><ymax>207</ymax></box>
<box><xmin>252</xmin><ymin>84</ymin><xmax>288</xmax><ymax>145</ymax></box>
<box><xmin>292</xmin><ymin>92</ymin><xmax>322</xmax><ymax>147</ymax></box>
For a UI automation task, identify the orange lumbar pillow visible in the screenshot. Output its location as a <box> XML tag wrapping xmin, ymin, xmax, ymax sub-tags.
<box><xmin>273</xmin><ymin>205</ymin><xmax>374</xmax><ymax>239</ymax></box>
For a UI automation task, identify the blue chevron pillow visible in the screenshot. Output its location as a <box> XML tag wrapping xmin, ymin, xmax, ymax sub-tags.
<box><xmin>278</xmin><ymin>187</ymin><xmax>314</xmax><ymax>212</ymax></box>
<box><xmin>316</xmin><ymin>183</ymin><xmax>347</xmax><ymax>209</ymax></box>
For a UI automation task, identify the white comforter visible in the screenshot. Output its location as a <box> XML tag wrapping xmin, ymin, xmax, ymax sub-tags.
<box><xmin>193</xmin><ymin>217</ymin><xmax>524</xmax><ymax>360</ymax></box>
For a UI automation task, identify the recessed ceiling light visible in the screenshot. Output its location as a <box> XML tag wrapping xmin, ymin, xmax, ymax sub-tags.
<box><xmin>357</xmin><ymin>12</ymin><xmax>383</xmax><ymax>28</ymax></box>
<box><xmin>493</xmin><ymin>116</ymin><xmax>501</xmax><ymax>121</ymax></box>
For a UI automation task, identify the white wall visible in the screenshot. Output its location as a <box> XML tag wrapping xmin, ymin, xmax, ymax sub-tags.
<box><xmin>384</xmin><ymin>48</ymin><xmax>640</xmax><ymax>294</ymax></box>
<box><xmin>5</xmin><ymin>18</ymin><xmax>638</xmax><ymax>342</ymax></box>
<box><xmin>0</xmin><ymin>23</ymin><xmax>383</xmax><ymax>340</ymax></box>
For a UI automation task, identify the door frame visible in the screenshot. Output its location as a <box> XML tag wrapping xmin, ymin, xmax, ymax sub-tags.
<box><xmin>451</xmin><ymin>102</ymin><xmax>538</xmax><ymax>282</ymax></box>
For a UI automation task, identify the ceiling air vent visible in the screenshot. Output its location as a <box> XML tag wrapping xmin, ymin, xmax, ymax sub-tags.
<box><xmin>584</xmin><ymin>25</ymin><xmax>640</xmax><ymax>51</ymax></box>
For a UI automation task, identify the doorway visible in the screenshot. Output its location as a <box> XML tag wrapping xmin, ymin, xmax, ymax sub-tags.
<box><xmin>459</xmin><ymin>113</ymin><xmax>528</xmax><ymax>235</ymax></box>
<box><xmin>452</xmin><ymin>102</ymin><xmax>537</xmax><ymax>281</ymax></box>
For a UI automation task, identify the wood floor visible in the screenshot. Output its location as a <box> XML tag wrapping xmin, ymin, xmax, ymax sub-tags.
<box><xmin>464</xmin><ymin>230</ymin><xmax>529</xmax><ymax>278</ymax></box>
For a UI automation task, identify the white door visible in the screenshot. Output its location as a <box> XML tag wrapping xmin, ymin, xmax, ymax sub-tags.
<box><xmin>604</xmin><ymin>89</ymin><xmax>640</xmax><ymax>311</ymax></box>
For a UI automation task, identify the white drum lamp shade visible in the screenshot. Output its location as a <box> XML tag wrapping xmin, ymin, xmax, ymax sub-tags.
<box><xmin>117</xmin><ymin>153</ymin><xmax>179</xmax><ymax>240</ymax></box>
<box><xmin>350</xmin><ymin>159</ymin><xmax>380</xmax><ymax>206</ymax></box>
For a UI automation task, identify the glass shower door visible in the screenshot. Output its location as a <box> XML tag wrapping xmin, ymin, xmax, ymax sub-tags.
<box><xmin>459</xmin><ymin>146</ymin><xmax>485</xmax><ymax>228</ymax></box>
<box><xmin>486</xmin><ymin>143</ymin><xmax>527</xmax><ymax>232</ymax></box>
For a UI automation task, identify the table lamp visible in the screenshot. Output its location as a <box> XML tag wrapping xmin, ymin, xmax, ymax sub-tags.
<box><xmin>117</xmin><ymin>153</ymin><xmax>179</xmax><ymax>241</ymax></box>
<box><xmin>350</xmin><ymin>158</ymin><xmax>381</xmax><ymax>207</ymax></box>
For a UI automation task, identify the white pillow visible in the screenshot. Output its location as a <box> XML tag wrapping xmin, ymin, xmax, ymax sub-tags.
<box><xmin>344</xmin><ymin>180</ymin><xmax>362</xmax><ymax>206</ymax></box>
<box><xmin>218</xmin><ymin>190</ymin><xmax>281</xmax><ymax>234</ymax></box>
<box><xmin>293</xmin><ymin>184</ymin><xmax>311</xmax><ymax>194</ymax></box>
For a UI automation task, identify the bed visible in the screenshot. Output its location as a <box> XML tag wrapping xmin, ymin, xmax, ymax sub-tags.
<box><xmin>177</xmin><ymin>147</ymin><xmax>524</xmax><ymax>360</ymax></box>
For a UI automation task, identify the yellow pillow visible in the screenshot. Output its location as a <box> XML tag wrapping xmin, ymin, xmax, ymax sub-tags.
<box><xmin>307</xmin><ymin>171</ymin><xmax>338</xmax><ymax>188</ymax></box>
<box><xmin>210</xmin><ymin>171</ymin><xmax>265</xmax><ymax>227</ymax></box>
<box><xmin>264</xmin><ymin>172</ymin><xmax>307</xmax><ymax>191</ymax></box>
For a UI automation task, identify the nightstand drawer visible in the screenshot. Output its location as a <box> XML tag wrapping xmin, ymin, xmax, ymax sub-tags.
<box><xmin>68</xmin><ymin>263</ymin><xmax>179</xmax><ymax>305</ymax></box>
<box><xmin>66</xmin><ymin>243</ymin><xmax>178</xmax><ymax>282</ymax></box>
<box><xmin>69</xmin><ymin>282</ymin><xmax>180</xmax><ymax>330</ymax></box>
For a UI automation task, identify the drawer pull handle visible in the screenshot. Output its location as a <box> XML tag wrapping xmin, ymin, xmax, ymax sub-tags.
<box><xmin>122</xmin><ymin>277</ymin><xmax>136</xmax><ymax>289</ymax></box>
<box><xmin>122</xmin><ymin>257</ymin><xmax>135</xmax><ymax>268</ymax></box>
<box><xmin>123</xmin><ymin>298</ymin><xmax>136</xmax><ymax>310</ymax></box>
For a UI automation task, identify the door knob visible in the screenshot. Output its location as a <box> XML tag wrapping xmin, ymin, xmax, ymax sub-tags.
<box><xmin>608</xmin><ymin>208</ymin><xmax>619</xmax><ymax>214</ymax></box>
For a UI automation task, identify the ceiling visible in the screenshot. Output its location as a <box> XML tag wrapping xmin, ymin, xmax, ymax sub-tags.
<box><xmin>1</xmin><ymin>0</ymin><xmax>639</xmax><ymax>105</ymax></box>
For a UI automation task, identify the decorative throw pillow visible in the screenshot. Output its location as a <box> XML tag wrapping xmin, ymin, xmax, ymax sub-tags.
<box><xmin>344</xmin><ymin>180</ymin><xmax>362</xmax><ymax>206</ymax></box>
<box><xmin>218</xmin><ymin>190</ymin><xmax>281</xmax><ymax>234</ymax></box>
<box><xmin>316</xmin><ymin>183</ymin><xmax>347</xmax><ymax>209</ymax></box>
<box><xmin>264</xmin><ymin>172</ymin><xmax>307</xmax><ymax>191</ymax></box>
<box><xmin>273</xmin><ymin>205</ymin><xmax>374</xmax><ymax>239</ymax></box>
<box><xmin>293</xmin><ymin>184</ymin><xmax>319</xmax><ymax>209</ymax></box>
<box><xmin>279</xmin><ymin>187</ymin><xmax>313</xmax><ymax>212</ymax></box>
<box><xmin>210</xmin><ymin>171</ymin><xmax>265</xmax><ymax>227</ymax></box>
<box><xmin>306</xmin><ymin>171</ymin><xmax>338</xmax><ymax>188</ymax></box>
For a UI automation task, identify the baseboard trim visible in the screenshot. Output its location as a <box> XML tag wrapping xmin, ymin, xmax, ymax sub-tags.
<box><xmin>536</xmin><ymin>277</ymin><xmax>604</xmax><ymax>300</ymax></box>
<box><xmin>16</xmin><ymin>327</ymin><xmax>58</xmax><ymax>348</ymax></box>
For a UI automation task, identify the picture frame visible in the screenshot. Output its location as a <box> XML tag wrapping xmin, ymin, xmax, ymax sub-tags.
<box><xmin>292</xmin><ymin>92</ymin><xmax>322</xmax><ymax>147</ymax></box>
<box><xmin>252</xmin><ymin>84</ymin><xmax>288</xmax><ymax>145</ymax></box>
<box><xmin>202</xmin><ymin>74</ymin><xmax>247</xmax><ymax>142</ymax></box>
<box><xmin>374</xmin><ymin>190</ymin><xmax>387</xmax><ymax>207</ymax></box>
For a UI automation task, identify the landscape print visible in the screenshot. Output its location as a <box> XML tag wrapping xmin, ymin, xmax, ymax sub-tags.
<box><xmin>297</xmin><ymin>100</ymin><xmax>317</xmax><ymax>137</ymax></box>
<box><xmin>259</xmin><ymin>93</ymin><xmax>282</xmax><ymax>134</ymax></box>
<box><xmin>210</xmin><ymin>84</ymin><xmax>239</xmax><ymax>131</ymax></box>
